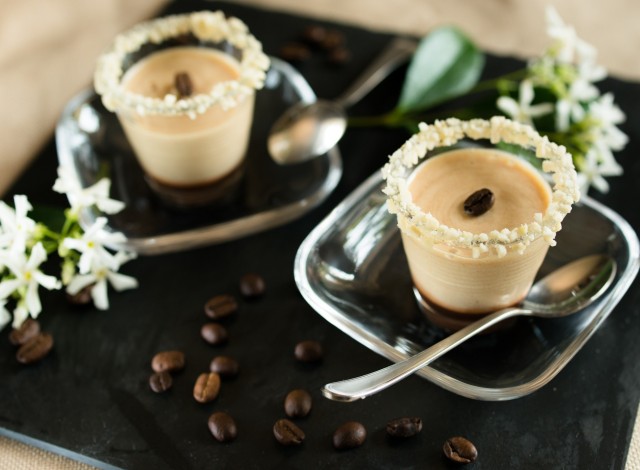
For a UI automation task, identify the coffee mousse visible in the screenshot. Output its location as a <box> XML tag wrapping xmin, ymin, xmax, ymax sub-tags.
<box><xmin>119</xmin><ymin>46</ymin><xmax>255</xmax><ymax>188</ymax></box>
<box><xmin>401</xmin><ymin>147</ymin><xmax>552</xmax><ymax>314</ymax></box>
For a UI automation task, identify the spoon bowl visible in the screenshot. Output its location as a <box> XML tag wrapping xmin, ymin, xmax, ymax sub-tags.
<box><xmin>268</xmin><ymin>100</ymin><xmax>346</xmax><ymax>164</ymax></box>
<box><xmin>267</xmin><ymin>37</ymin><xmax>418</xmax><ymax>164</ymax></box>
<box><xmin>322</xmin><ymin>254</ymin><xmax>617</xmax><ymax>402</ymax></box>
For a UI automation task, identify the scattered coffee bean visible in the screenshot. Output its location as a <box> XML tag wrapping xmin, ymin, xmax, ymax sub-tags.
<box><xmin>210</xmin><ymin>356</ymin><xmax>239</xmax><ymax>378</ymax></box>
<box><xmin>279</xmin><ymin>43</ymin><xmax>312</xmax><ymax>63</ymax></box>
<box><xmin>328</xmin><ymin>47</ymin><xmax>351</xmax><ymax>66</ymax></box>
<box><xmin>151</xmin><ymin>350</ymin><xmax>185</xmax><ymax>373</ymax></box>
<box><xmin>273</xmin><ymin>419</ymin><xmax>305</xmax><ymax>446</ymax></box>
<box><xmin>239</xmin><ymin>273</ymin><xmax>266</xmax><ymax>299</ymax></box>
<box><xmin>302</xmin><ymin>24</ymin><xmax>327</xmax><ymax>46</ymax></box>
<box><xmin>149</xmin><ymin>371</ymin><xmax>173</xmax><ymax>393</ymax></box>
<box><xmin>193</xmin><ymin>372</ymin><xmax>221</xmax><ymax>403</ymax></box>
<box><xmin>201</xmin><ymin>323</ymin><xmax>229</xmax><ymax>345</ymax></box>
<box><xmin>204</xmin><ymin>294</ymin><xmax>238</xmax><ymax>320</ymax></box>
<box><xmin>65</xmin><ymin>284</ymin><xmax>94</xmax><ymax>306</ymax></box>
<box><xmin>443</xmin><ymin>436</ymin><xmax>478</xmax><ymax>464</ymax></box>
<box><xmin>463</xmin><ymin>188</ymin><xmax>494</xmax><ymax>216</ymax></box>
<box><xmin>332</xmin><ymin>421</ymin><xmax>366</xmax><ymax>449</ymax></box>
<box><xmin>175</xmin><ymin>72</ymin><xmax>193</xmax><ymax>97</ymax></box>
<box><xmin>9</xmin><ymin>319</ymin><xmax>40</xmax><ymax>346</ymax></box>
<box><xmin>386</xmin><ymin>417</ymin><xmax>423</xmax><ymax>438</ymax></box>
<box><xmin>321</xmin><ymin>29</ymin><xmax>345</xmax><ymax>50</ymax></box>
<box><xmin>294</xmin><ymin>340</ymin><xmax>323</xmax><ymax>363</ymax></box>
<box><xmin>208</xmin><ymin>412</ymin><xmax>238</xmax><ymax>442</ymax></box>
<box><xmin>16</xmin><ymin>332</ymin><xmax>54</xmax><ymax>364</ymax></box>
<box><xmin>284</xmin><ymin>389</ymin><xmax>312</xmax><ymax>418</ymax></box>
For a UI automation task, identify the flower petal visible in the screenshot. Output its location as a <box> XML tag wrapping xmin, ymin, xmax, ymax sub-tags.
<box><xmin>27</xmin><ymin>243</ymin><xmax>47</xmax><ymax>270</ymax></box>
<box><xmin>34</xmin><ymin>271</ymin><xmax>62</xmax><ymax>291</ymax></box>
<box><xmin>25</xmin><ymin>281</ymin><xmax>42</xmax><ymax>317</ymax></box>
<box><xmin>91</xmin><ymin>279</ymin><xmax>109</xmax><ymax>310</ymax></box>
<box><xmin>106</xmin><ymin>271</ymin><xmax>138</xmax><ymax>291</ymax></box>
<box><xmin>0</xmin><ymin>279</ymin><xmax>23</xmax><ymax>299</ymax></box>
<box><xmin>96</xmin><ymin>198</ymin><xmax>126</xmax><ymax>215</ymax></box>
<box><xmin>497</xmin><ymin>97</ymin><xmax>520</xmax><ymax>120</ymax></box>
<box><xmin>67</xmin><ymin>273</ymin><xmax>97</xmax><ymax>295</ymax></box>
<box><xmin>0</xmin><ymin>303</ymin><xmax>11</xmax><ymax>331</ymax></box>
<box><xmin>12</xmin><ymin>304</ymin><xmax>29</xmax><ymax>329</ymax></box>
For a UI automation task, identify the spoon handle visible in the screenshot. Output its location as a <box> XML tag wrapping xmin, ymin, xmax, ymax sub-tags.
<box><xmin>334</xmin><ymin>37</ymin><xmax>418</xmax><ymax>108</ymax></box>
<box><xmin>322</xmin><ymin>307</ymin><xmax>529</xmax><ymax>402</ymax></box>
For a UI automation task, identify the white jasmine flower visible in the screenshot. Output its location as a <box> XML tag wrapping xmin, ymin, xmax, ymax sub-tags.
<box><xmin>62</xmin><ymin>217</ymin><xmax>127</xmax><ymax>274</ymax></box>
<box><xmin>0</xmin><ymin>242</ymin><xmax>61</xmax><ymax>323</ymax></box>
<box><xmin>66</xmin><ymin>251</ymin><xmax>138</xmax><ymax>310</ymax></box>
<box><xmin>0</xmin><ymin>195</ymin><xmax>37</xmax><ymax>253</ymax></box>
<box><xmin>497</xmin><ymin>80</ymin><xmax>554</xmax><ymax>126</ymax></box>
<box><xmin>577</xmin><ymin>149</ymin><xmax>614</xmax><ymax>194</ymax></box>
<box><xmin>589</xmin><ymin>93</ymin><xmax>628</xmax><ymax>151</ymax></box>
<box><xmin>545</xmin><ymin>6</ymin><xmax>595</xmax><ymax>63</ymax></box>
<box><xmin>53</xmin><ymin>166</ymin><xmax>125</xmax><ymax>215</ymax></box>
<box><xmin>577</xmin><ymin>60</ymin><xmax>607</xmax><ymax>84</ymax></box>
<box><xmin>555</xmin><ymin>78</ymin><xmax>599</xmax><ymax>131</ymax></box>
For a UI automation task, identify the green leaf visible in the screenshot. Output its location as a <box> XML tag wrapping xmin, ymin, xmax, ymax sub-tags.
<box><xmin>396</xmin><ymin>26</ymin><xmax>485</xmax><ymax>113</ymax></box>
<box><xmin>30</xmin><ymin>205</ymin><xmax>66</xmax><ymax>232</ymax></box>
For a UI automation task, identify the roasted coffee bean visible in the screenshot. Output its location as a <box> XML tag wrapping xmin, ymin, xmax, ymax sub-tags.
<box><xmin>9</xmin><ymin>319</ymin><xmax>40</xmax><ymax>346</ymax></box>
<box><xmin>210</xmin><ymin>356</ymin><xmax>239</xmax><ymax>378</ymax></box>
<box><xmin>16</xmin><ymin>332</ymin><xmax>53</xmax><ymax>364</ymax></box>
<box><xmin>284</xmin><ymin>389</ymin><xmax>312</xmax><ymax>418</ymax></box>
<box><xmin>149</xmin><ymin>371</ymin><xmax>173</xmax><ymax>393</ymax></box>
<box><xmin>239</xmin><ymin>273</ymin><xmax>266</xmax><ymax>298</ymax></box>
<box><xmin>463</xmin><ymin>188</ymin><xmax>495</xmax><ymax>216</ymax></box>
<box><xmin>193</xmin><ymin>372</ymin><xmax>221</xmax><ymax>403</ymax></box>
<box><xmin>279</xmin><ymin>43</ymin><xmax>311</xmax><ymax>63</ymax></box>
<box><xmin>302</xmin><ymin>24</ymin><xmax>327</xmax><ymax>45</ymax></box>
<box><xmin>328</xmin><ymin>47</ymin><xmax>351</xmax><ymax>66</ymax></box>
<box><xmin>175</xmin><ymin>72</ymin><xmax>193</xmax><ymax>97</ymax></box>
<box><xmin>332</xmin><ymin>421</ymin><xmax>366</xmax><ymax>449</ymax></box>
<box><xmin>321</xmin><ymin>29</ymin><xmax>345</xmax><ymax>50</ymax></box>
<box><xmin>208</xmin><ymin>412</ymin><xmax>237</xmax><ymax>442</ymax></box>
<box><xmin>65</xmin><ymin>284</ymin><xmax>94</xmax><ymax>306</ymax></box>
<box><xmin>273</xmin><ymin>419</ymin><xmax>305</xmax><ymax>446</ymax></box>
<box><xmin>201</xmin><ymin>323</ymin><xmax>229</xmax><ymax>345</ymax></box>
<box><xmin>204</xmin><ymin>294</ymin><xmax>238</xmax><ymax>320</ymax></box>
<box><xmin>443</xmin><ymin>436</ymin><xmax>478</xmax><ymax>464</ymax></box>
<box><xmin>294</xmin><ymin>340</ymin><xmax>323</xmax><ymax>363</ymax></box>
<box><xmin>386</xmin><ymin>417</ymin><xmax>423</xmax><ymax>438</ymax></box>
<box><xmin>151</xmin><ymin>350</ymin><xmax>185</xmax><ymax>373</ymax></box>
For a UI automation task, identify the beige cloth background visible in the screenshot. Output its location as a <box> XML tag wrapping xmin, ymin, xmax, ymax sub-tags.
<box><xmin>1</xmin><ymin>0</ymin><xmax>639</xmax><ymax>468</ymax></box>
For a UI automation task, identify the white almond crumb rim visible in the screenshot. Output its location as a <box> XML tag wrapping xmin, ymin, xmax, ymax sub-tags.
<box><xmin>94</xmin><ymin>11</ymin><xmax>271</xmax><ymax>118</ymax></box>
<box><xmin>381</xmin><ymin>116</ymin><xmax>581</xmax><ymax>258</ymax></box>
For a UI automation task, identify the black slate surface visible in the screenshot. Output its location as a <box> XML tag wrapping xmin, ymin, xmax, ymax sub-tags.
<box><xmin>1</xmin><ymin>1</ymin><xmax>640</xmax><ymax>469</ymax></box>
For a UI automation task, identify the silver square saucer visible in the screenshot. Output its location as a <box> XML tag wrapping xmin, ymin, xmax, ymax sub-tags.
<box><xmin>294</xmin><ymin>170</ymin><xmax>639</xmax><ymax>400</ymax></box>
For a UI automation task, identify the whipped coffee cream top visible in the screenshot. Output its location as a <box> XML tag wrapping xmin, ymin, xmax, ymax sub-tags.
<box><xmin>94</xmin><ymin>11</ymin><xmax>270</xmax><ymax>118</ymax></box>
<box><xmin>382</xmin><ymin>117</ymin><xmax>580</xmax><ymax>258</ymax></box>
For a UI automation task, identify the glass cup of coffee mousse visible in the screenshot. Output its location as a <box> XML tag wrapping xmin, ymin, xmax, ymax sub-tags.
<box><xmin>382</xmin><ymin>117</ymin><xmax>580</xmax><ymax>330</ymax></box>
<box><xmin>94</xmin><ymin>11</ymin><xmax>270</xmax><ymax>207</ymax></box>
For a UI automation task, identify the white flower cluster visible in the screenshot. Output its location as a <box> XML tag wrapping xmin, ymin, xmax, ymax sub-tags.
<box><xmin>0</xmin><ymin>168</ymin><xmax>138</xmax><ymax>331</ymax></box>
<box><xmin>94</xmin><ymin>11</ymin><xmax>271</xmax><ymax>118</ymax></box>
<box><xmin>496</xmin><ymin>6</ymin><xmax>627</xmax><ymax>193</ymax></box>
<box><xmin>382</xmin><ymin>117</ymin><xmax>580</xmax><ymax>258</ymax></box>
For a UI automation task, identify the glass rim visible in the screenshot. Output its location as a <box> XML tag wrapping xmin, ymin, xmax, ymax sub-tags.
<box><xmin>382</xmin><ymin>116</ymin><xmax>581</xmax><ymax>258</ymax></box>
<box><xmin>93</xmin><ymin>11</ymin><xmax>270</xmax><ymax>118</ymax></box>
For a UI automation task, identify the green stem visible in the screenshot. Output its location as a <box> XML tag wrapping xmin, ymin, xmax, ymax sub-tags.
<box><xmin>467</xmin><ymin>68</ymin><xmax>528</xmax><ymax>95</ymax></box>
<box><xmin>40</xmin><ymin>226</ymin><xmax>62</xmax><ymax>242</ymax></box>
<box><xmin>59</xmin><ymin>213</ymin><xmax>78</xmax><ymax>239</ymax></box>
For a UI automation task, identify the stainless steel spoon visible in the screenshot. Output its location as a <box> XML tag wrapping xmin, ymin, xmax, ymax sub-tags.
<box><xmin>268</xmin><ymin>37</ymin><xmax>418</xmax><ymax>164</ymax></box>
<box><xmin>322</xmin><ymin>254</ymin><xmax>617</xmax><ymax>402</ymax></box>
